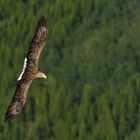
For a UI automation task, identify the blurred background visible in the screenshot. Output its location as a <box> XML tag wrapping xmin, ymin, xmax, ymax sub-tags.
<box><xmin>0</xmin><ymin>0</ymin><xmax>140</xmax><ymax>140</ymax></box>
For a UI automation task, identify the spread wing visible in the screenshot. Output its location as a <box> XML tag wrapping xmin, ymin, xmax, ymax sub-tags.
<box><xmin>5</xmin><ymin>80</ymin><xmax>32</xmax><ymax>121</ymax></box>
<box><xmin>27</xmin><ymin>16</ymin><xmax>48</xmax><ymax>70</ymax></box>
<box><xmin>4</xmin><ymin>16</ymin><xmax>48</xmax><ymax>122</ymax></box>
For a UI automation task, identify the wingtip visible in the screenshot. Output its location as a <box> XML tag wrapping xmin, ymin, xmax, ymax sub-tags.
<box><xmin>38</xmin><ymin>16</ymin><xmax>47</xmax><ymax>28</ymax></box>
<box><xmin>4</xmin><ymin>115</ymin><xmax>12</xmax><ymax>122</ymax></box>
<box><xmin>34</xmin><ymin>16</ymin><xmax>48</xmax><ymax>42</ymax></box>
<box><xmin>4</xmin><ymin>110</ymin><xmax>16</xmax><ymax>122</ymax></box>
<box><xmin>39</xmin><ymin>16</ymin><xmax>46</xmax><ymax>21</ymax></box>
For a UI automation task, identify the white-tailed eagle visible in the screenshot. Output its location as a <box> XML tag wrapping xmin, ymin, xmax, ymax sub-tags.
<box><xmin>5</xmin><ymin>16</ymin><xmax>48</xmax><ymax>122</ymax></box>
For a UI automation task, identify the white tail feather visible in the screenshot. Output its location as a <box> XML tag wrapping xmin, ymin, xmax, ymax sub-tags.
<box><xmin>17</xmin><ymin>58</ymin><xmax>27</xmax><ymax>81</ymax></box>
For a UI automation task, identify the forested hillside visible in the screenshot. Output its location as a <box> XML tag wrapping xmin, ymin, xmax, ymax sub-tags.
<box><xmin>0</xmin><ymin>0</ymin><xmax>140</xmax><ymax>140</ymax></box>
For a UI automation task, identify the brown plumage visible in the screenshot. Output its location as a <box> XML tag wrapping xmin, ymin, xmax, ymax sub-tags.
<box><xmin>4</xmin><ymin>16</ymin><xmax>48</xmax><ymax>122</ymax></box>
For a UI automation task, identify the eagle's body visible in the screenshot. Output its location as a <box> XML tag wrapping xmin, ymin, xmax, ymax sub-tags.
<box><xmin>5</xmin><ymin>16</ymin><xmax>48</xmax><ymax>121</ymax></box>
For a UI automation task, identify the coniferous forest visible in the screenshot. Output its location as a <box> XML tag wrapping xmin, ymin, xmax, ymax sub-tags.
<box><xmin>0</xmin><ymin>0</ymin><xmax>140</xmax><ymax>140</ymax></box>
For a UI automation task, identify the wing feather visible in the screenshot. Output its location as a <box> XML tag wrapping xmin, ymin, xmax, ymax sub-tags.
<box><xmin>5</xmin><ymin>80</ymin><xmax>32</xmax><ymax>121</ymax></box>
<box><xmin>27</xmin><ymin>16</ymin><xmax>48</xmax><ymax>69</ymax></box>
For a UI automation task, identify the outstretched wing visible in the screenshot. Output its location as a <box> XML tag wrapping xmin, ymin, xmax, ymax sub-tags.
<box><xmin>5</xmin><ymin>80</ymin><xmax>32</xmax><ymax>121</ymax></box>
<box><xmin>4</xmin><ymin>16</ymin><xmax>48</xmax><ymax>121</ymax></box>
<box><xmin>27</xmin><ymin>16</ymin><xmax>48</xmax><ymax>70</ymax></box>
<box><xmin>17</xmin><ymin>16</ymin><xmax>48</xmax><ymax>81</ymax></box>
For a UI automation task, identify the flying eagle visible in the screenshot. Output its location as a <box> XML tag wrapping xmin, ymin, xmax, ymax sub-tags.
<box><xmin>4</xmin><ymin>16</ymin><xmax>48</xmax><ymax>122</ymax></box>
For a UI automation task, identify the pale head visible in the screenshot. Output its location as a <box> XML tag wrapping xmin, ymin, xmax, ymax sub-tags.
<box><xmin>35</xmin><ymin>71</ymin><xmax>47</xmax><ymax>79</ymax></box>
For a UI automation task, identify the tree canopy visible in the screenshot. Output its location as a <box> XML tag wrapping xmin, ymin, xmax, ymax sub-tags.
<box><xmin>0</xmin><ymin>0</ymin><xmax>140</xmax><ymax>140</ymax></box>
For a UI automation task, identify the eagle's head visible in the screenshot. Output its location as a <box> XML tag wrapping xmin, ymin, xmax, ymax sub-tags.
<box><xmin>35</xmin><ymin>70</ymin><xmax>47</xmax><ymax>79</ymax></box>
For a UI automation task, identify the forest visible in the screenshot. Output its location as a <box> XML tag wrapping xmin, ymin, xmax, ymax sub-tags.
<box><xmin>0</xmin><ymin>0</ymin><xmax>140</xmax><ymax>140</ymax></box>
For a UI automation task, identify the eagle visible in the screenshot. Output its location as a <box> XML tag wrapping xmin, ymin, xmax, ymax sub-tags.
<box><xmin>4</xmin><ymin>16</ymin><xmax>48</xmax><ymax>122</ymax></box>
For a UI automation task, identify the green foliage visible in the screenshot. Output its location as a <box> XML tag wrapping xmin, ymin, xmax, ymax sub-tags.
<box><xmin>0</xmin><ymin>0</ymin><xmax>140</xmax><ymax>140</ymax></box>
